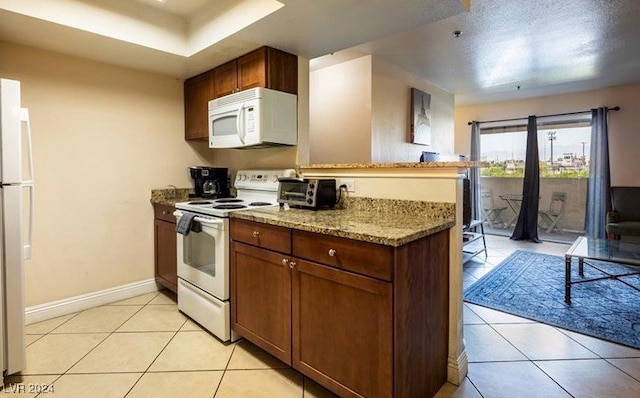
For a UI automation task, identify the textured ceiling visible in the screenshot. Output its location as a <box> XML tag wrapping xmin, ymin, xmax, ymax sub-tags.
<box><xmin>350</xmin><ymin>0</ymin><xmax>640</xmax><ymax>104</ymax></box>
<box><xmin>1</xmin><ymin>0</ymin><xmax>639</xmax><ymax>105</ymax></box>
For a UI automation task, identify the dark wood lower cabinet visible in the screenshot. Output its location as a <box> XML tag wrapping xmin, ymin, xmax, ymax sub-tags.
<box><xmin>230</xmin><ymin>218</ymin><xmax>450</xmax><ymax>398</ymax></box>
<box><xmin>231</xmin><ymin>242</ymin><xmax>291</xmax><ymax>364</ymax></box>
<box><xmin>293</xmin><ymin>259</ymin><xmax>392</xmax><ymax>397</ymax></box>
<box><xmin>153</xmin><ymin>204</ymin><xmax>177</xmax><ymax>293</ymax></box>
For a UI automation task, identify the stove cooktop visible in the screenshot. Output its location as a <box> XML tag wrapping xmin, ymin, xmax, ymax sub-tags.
<box><xmin>175</xmin><ymin>197</ymin><xmax>277</xmax><ymax>217</ymax></box>
<box><xmin>176</xmin><ymin>169</ymin><xmax>295</xmax><ymax>218</ymax></box>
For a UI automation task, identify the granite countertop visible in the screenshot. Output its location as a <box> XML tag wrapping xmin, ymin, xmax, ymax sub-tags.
<box><xmin>230</xmin><ymin>197</ymin><xmax>455</xmax><ymax>247</ymax></box>
<box><xmin>298</xmin><ymin>161</ymin><xmax>488</xmax><ymax>170</ymax></box>
<box><xmin>150</xmin><ymin>188</ymin><xmax>194</xmax><ymax>206</ymax></box>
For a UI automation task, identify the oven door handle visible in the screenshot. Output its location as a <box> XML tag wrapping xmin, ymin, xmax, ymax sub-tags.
<box><xmin>173</xmin><ymin>211</ymin><xmax>225</xmax><ymax>226</ymax></box>
<box><xmin>194</xmin><ymin>216</ymin><xmax>224</xmax><ymax>226</ymax></box>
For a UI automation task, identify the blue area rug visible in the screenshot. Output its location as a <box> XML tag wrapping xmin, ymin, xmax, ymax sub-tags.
<box><xmin>464</xmin><ymin>250</ymin><xmax>640</xmax><ymax>349</ymax></box>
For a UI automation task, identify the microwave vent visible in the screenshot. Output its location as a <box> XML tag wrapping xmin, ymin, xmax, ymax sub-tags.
<box><xmin>210</xmin><ymin>88</ymin><xmax>259</xmax><ymax>108</ymax></box>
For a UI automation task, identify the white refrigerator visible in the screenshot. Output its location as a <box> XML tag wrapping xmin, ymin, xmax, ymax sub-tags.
<box><xmin>0</xmin><ymin>78</ymin><xmax>34</xmax><ymax>383</ymax></box>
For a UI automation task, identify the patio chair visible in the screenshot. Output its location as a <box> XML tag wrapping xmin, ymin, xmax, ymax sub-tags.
<box><xmin>606</xmin><ymin>186</ymin><xmax>640</xmax><ymax>240</ymax></box>
<box><xmin>538</xmin><ymin>191</ymin><xmax>567</xmax><ymax>233</ymax></box>
<box><xmin>481</xmin><ymin>190</ymin><xmax>507</xmax><ymax>228</ymax></box>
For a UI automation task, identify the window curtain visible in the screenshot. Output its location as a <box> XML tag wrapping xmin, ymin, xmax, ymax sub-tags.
<box><xmin>469</xmin><ymin>122</ymin><xmax>481</xmax><ymax>221</ymax></box>
<box><xmin>585</xmin><ymin>107</ymin><xmax>611</xmax><ymax>239</ymax></box>
<box><xmin>511</xmin><ymin>116</ymin><xmax>541</xmax><ymax>242</ymax></box>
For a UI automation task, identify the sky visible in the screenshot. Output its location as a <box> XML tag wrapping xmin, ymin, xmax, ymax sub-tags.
<box><xmin>481</xmin><ymin>127</ymin><xmax>591</xmax><ymax>162</ymax></box>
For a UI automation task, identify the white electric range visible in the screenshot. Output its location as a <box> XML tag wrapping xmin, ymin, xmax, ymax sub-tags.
<box><xmin>173</xmin><ymin>169</ymin><xmax>295</xmax><ymax>341</ymax></box>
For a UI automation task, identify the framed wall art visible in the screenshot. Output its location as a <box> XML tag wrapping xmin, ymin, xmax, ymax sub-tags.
<box><xmin>410</xmin><ymin>88</ymin><xmax>432</xmax><ymax>145</ymax></box>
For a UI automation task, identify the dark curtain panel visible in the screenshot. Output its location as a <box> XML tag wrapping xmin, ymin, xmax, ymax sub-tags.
<box><xmin>469</xmin><ymin>122</ymin><xmax>482</xmax><ymax>221</ymax></box>
<box><xmin>585</xmin><ymin>107</ymin><xmax>611</xmax><ymax>238</ymax></box>
<box><xmin>511</xmin><ymin>116</ymin><xmax>541</xmax><ymax>242</ymax></box>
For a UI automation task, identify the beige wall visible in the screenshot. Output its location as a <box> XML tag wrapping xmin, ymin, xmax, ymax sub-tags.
<box><xmin>1</xmin><ymin>42</ymin><xmax>307</xmax><ymax>307</ymax></box>
<box><xmin>371</xmin><ymin>57</ymin><xmax>454</xmax><ymax>162</ymax></box>
<box><xmin>0</xmin><ymin>42</ymin><xmax>205</xmax><ymax>306</ymax></box>
<box><xmin>0</xmin><ymin>40</ymin><xmax>306</xmax><ymax>307</ymax></box>
<box><xmin>309</xmin><ymin>55</ymin><xmax>372</xmax><ymax>164</ymax></box>
<box><xmin>308</xmin><ymin>55</ymin><xmax>456</xmax><ymax>164</ymax></box>
<box><xmin>455</xmin><ymin>83</ymin><xmax>640</xmax><ymax>186</ymax></box>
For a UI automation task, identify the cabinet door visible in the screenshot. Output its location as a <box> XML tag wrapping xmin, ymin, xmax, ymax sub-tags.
<box><xmin>292</xmin><ymin>259</ymin><xmax>392</xmax><ymax>398</ymax></box>
<box><xmin>154</xmin><ymin>218</ymin><xmax>177</xmax><ymax>293</ymax></box>
<box><xmin>238</xmin><ymin>47</ymin><xmax>267</xmax><ymax>90</ymax></box>
<box><xmin>184</xmin><ymin>71</ymin><xmax>213</xmax><ymax>140</ymax></box>
<box><xmin>264</xmin><ymin>47</ymin><xmax>298</xmax><ymax>94</ymax></box>
<box><xmin>213</xmin><ymin>60</ymin><xmax>238</xmax><ymax>98</ymax></box>
<box><xmin>231</xmin><ymin>242</ymin><xmax>292</xmax><ymax>364</ymax></box>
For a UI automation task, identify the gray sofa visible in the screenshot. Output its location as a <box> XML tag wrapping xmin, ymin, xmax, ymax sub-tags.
<box><xmin>606</xmin><ymin>187</ymin><xmax>640</xmax><ymax>239</ymax></box>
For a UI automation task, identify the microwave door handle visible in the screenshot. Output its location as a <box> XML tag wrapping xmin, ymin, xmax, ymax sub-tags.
<box><xmin>236</xmin><ymin>105</ymin><xmax>245</xmax><ymax>145</ymax></box>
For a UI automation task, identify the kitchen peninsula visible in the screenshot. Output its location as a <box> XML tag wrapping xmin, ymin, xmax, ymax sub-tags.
<box><xmin>150</xmin><ymin>161</ymin><xmax>481</xmax><ymax>396</ymax></box>
<box><xmin>230</xmin><ymin>196</ymin><xmax>454</xmax><ymax>397</ymax></box>
<box><xmin>295</xmin><ymin>161</ymin><xmax>485</xmax><ymax>389</ymax></box>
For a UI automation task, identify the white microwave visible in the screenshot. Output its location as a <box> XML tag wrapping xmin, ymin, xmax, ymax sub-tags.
<box><xmin>208</xmin><ymin>87</ymin><xmax>297</xmax><ymax>149</ymax></box>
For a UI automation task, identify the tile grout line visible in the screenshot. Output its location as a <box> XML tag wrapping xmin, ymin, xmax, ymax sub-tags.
<box><xmin>30</xmin><ymin>292</ymin><xmax>160</xmax><ymax>394</ymax></box>
<box><xmin>602</xmin><ymin>357</ymin><xmax>640</xmax><ymax>384</ymax></box>
<box><xmin>121</xmin><ymin>331</ymin><xmax>183</xmax><ymax>397</ymax></box>
<box><xmin>121</xmin><ymin>293</ymin><xmax>187</xmax><ymax>397</ymax></box>
<box><xmin>212</xmin><ymin>340</ymin><xmax>239</xmax><ymax>397</ymax></box>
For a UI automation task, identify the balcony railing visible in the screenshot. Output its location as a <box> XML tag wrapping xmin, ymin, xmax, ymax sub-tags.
<box><xmin>480</xmin><ymin>177</ymin><xmax>586</xmax><ymax>243</ymax></box>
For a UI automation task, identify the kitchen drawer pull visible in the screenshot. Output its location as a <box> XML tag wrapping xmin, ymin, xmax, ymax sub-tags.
<box><xmin>252</xmin><ymin>231</ymin><xmax>260</xmax><ymax>238</ymax></box>
<box><xmin>328</xmin><ymin>249</ymin><xmax>336</xmax><ymax>257</ymax></box>
<box><xmin>281</xmin><ymin>259</ymin><xmax>288</xmax><ymax>266</ymax></box>
<box><xmin>162</xmin><ymin>211</ymin><xmax>169</xmax><ymax>215</ymax></box>
<box><xmin>289</xmin><ymin>261</ymin><xmax>296</xmax><ymax>269</ymax></box>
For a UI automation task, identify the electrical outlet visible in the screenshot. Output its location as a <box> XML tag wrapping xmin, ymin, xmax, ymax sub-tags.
<box><xmin>337</xmin><ymin>179</ymin><xmax>355</xmax><ymax>192</ymax></box>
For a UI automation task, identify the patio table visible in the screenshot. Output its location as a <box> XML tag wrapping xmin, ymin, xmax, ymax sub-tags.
<box><xmin>499</xmin><ymin>194</ymin><xmax>522</xmax><ymax>229</ymax></box>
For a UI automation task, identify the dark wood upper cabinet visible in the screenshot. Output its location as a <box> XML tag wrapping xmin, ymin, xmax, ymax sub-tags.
<box><xmin>213</xmin><ymin>59</ymin><xmax>239</xmax><ymax>99</ymax></box>
<box><xmin>184</xmin><ymin>46</ymin><xmax>298</xmax><ymax>141</ymax></box>
<box><xmin>184</xmin><ymin>71</ymin><xmax>213</xmax><ymax>141</ymax></box>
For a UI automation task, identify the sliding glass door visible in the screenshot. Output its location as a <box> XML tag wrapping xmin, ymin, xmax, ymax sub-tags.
<box><xmin>479</xmin><ymin>123</ymin><xmax>590</xmax><ymax>243</ymax></box>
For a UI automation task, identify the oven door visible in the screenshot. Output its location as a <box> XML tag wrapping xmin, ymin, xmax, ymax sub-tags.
<box><xmin>174</xmin><ymin>211</ymin><xmax>229</xmax><ymax>301</ymax></box>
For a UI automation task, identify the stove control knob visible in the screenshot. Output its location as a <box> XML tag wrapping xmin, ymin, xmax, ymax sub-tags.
<box><xmin>307</xmin><ymin>198</ymin><xmax>313</xmax><ymax>204</ymax></box>
<box><xmin>238</xmin><ymin>174</ymin><xmax>247</xmax><ymax>181</ymax></box>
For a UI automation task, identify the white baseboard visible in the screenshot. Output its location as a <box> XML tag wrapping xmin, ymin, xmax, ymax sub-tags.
<box><xmin>25</xmin><ymin>279</ymin><xmax>159</xmax><ymax>325</ymax></box>
<box><xmin>447</xmin><ymin>351</ymin><xmax>469</xmax><ymax>385</ymax></box>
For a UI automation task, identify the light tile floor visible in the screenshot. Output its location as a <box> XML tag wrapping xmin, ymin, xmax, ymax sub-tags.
<box><xmin>3</xmin><ymin>234</ymin><xmax>639</xmax><ymax>397</ymax></box>
<box><xmin>438</xmin><ymin>234</ymin><xmax>640</xmax><ymax>398</ymax></box>
<box><xmin>3</xmin><ymin>291</ymin><xmax>336</xmax><ymax>398</ymax></box>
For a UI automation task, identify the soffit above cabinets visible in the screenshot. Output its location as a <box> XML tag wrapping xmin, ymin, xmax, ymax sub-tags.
<box><xmin>3</xmin><ymin>0</ymin><xmax>637</xmax><ymax>105</ymax></box>
<box><xmin>0</xmin><ymin>0</ymin><xmax>468</xmax><ymax>78</ymax></box>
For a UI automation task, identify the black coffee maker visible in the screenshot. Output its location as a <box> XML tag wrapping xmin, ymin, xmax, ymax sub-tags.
<box><xmin>189</xmin><ymin>166</ymin><xmax>229</xmax><ymax>198</ymax></box>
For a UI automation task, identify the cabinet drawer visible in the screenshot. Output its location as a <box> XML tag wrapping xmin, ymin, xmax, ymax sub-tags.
<box><xmin>154</xmin><ymin>204</ymin><xmax>176</xmax><ymax>224</ymax></box>
<box><xmin>231</xmin><ymin>219</ymin><xmax>291</xmax><ymax>254</ymax></box>
<box><xmin>292</xmin><ymin>230</ymin><xmax>392</xmax><ymax>281</ymax></box>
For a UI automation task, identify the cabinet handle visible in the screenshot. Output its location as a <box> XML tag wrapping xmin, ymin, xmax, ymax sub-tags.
<box><xmin>252</xmin><ymin>231</ymin><xmax>260</xmax><ymax>238</ymax></box>
<box><xmin>282</xmin><ymin>259</ymin><xmax>288</xmax><ymax>266</ymax></box>
<box><xmin>289</xmin><ymin>261</ymin><xmax>296</xmax><ymax>269</ymax></box>
<box><xmin>162</xmin><ymin>211</ymin><xmax>169</xmax><ymax>215</ymax></box>
<box><xmin>328</xmin><ymin>249</ymin><xmax>336</xmax><ymax>257</ymax></box>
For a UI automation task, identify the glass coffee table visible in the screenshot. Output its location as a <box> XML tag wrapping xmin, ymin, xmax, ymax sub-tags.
<box><xmin>564</xmin><ymin>236</ymin><xmax>640</xmax><ymax>303</ymax></box>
